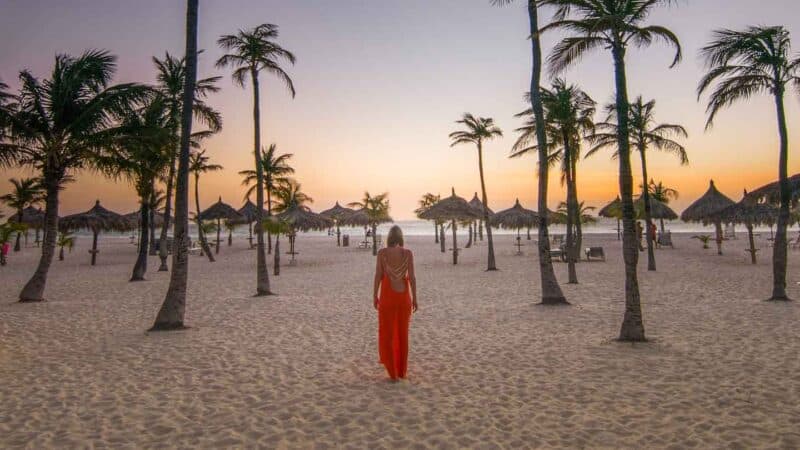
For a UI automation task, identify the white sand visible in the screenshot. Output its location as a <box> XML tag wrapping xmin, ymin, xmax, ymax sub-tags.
<box><xmin>1</xmin><ymin>232</ymin><xmax>799</xmax><ymax>448</ymax></box>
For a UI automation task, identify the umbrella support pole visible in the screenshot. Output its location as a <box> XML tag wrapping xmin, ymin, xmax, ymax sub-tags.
<box><xmin>451</xmin><ymin>220</ymin><xmax>458</xmax><ymax>265</ymax></box>
<box><xmin>90</xmin><ymin>230</ymin><xmax>99</xmax><ymax>266</ymax></box>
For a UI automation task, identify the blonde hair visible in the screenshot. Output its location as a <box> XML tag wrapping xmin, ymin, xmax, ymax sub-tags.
<box><xmin>386</xmin><ymin>225</ymin><xmax>404</xmax><ymax>247</ymax></box>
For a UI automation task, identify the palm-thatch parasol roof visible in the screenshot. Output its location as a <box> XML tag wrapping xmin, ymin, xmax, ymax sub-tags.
<box><xmin>123</xmin><ymin>210</ymin><xmax>164</xmax><ymax>229</ymax></box>
<box><xmin>276</xmin><ymin>206</ymin><xmax>333</xmax><ymax>231</ymax></box>
<box><xmin>8</xmin><ymin>206</ymin><xmax>46</xmax><ymax>228</ymax></box>
<box><xmin>235</xmin><ymin>199</ymin><xmax>260</xmax><ymax>224</ymax></box>
<box><xmin>199</xmin><ymin>196</ymin><xmax>245</xmax><ymax>222</ymax></box>
<box><xmin>745</xmin><ymin>173</ymin><xmax>800</xmax><ymax>204</ymax></box>
<box><xmin>468</xmin><ymin>192</ymin><xmax>494</xmax><ymax>216</ymax></box>
<box><xmin>419</xmin><ymin>188</ymin><xmax>482</xmax><ymax>222</ymax></box>
<box><xmin>681</xmin><ymin>180</ymin><xmax>736</xmax><ymax>223</ymax></box>
<box><xmin>636</xmin><ymin>195</ymin><xmax>678</xmax><ymax>220</ymax></box>
<box><xmin>340</xmin><ymin>208</ymin><xmax>393</xmax><ymax>227</ymax></box>
<box><xmin>320</xmin><ymin>202</ymin><xmax>356</xmax><ymax>221</ymax></box>
<box><xmin>60</xmin><ymin>200</ymin><xmax>129</xmax><ymax>232</ymax></box>
<box><xmin>716</xmin><ymin>191</ymin><xmax>779</xmax><ymax>226</ymax></box>
<box><xmin>598</xmin><ymin>197</ymin><xmax>621</xmax><ymax>218</ymax></box>
<box><xmin>490</xmin><ymin>199</ymin><xmax>538</xmax><ymax>230</ymax></box>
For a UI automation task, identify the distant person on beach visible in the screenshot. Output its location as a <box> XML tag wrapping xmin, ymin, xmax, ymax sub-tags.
<box><xmin>636</xmin><ymin>221</ymin><xmax>644</xmax><ymax>251</ymax></box>
<box><xmin>373</xmin><ymin>225</ymin><xmax>417</xmax><ymax>381</ymax></box>
<box><xmin>648</xmin><ymin>222</ymin><xmax>658</xmax><ymax>248</ymax></box>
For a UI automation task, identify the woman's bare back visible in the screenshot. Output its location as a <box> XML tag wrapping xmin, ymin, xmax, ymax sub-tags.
<box><xmin>381</xmin><ymin>247</ymin><xmax>410</xmax><ymax>293</ymax></box>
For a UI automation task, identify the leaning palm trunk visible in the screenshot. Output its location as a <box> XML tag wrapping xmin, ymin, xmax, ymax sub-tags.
<box><xmin>251</xmin><ymin>69</ymin><xmax>272</xmax><ymax>295</ymax></box>
<box><xmin>565</xmin><ymin>149</ymin><xmax>578</xmax><ymax>284</ymax></box>
<box><xmin>151</xmin><ymin>0</ymin><xmax>198</xmax><ymax>330</ymax></box>
<box><xmin>771</xmin><ymin>87</ymin><xmax>791</xmax><ymax>300</ymax></box>
<box><xmin>157</xmin><ymin>147</ymin><xmax>176</xmax><ymax>269</ymax></box>
<box><xmin>639</xmin><ymin>145</ymin><xmax>656</xmax><ymax>271</ymax></box>
<box><xmin>613</xmin><ymin>46</ymin><xmax>645</xmax><ymax>342</ymax></box>
<box><xmin>477</xmin><ymin>141</ymin><xmax>496</xmax><ymax>270</ymax></box>
<box><xmin>193</xmin><ymin>174</ymin><xmax>215</xmax><ymax>262</ymax></box>
<box><xmin>19</xmin><ymin>182</ymin><xmax>59</xmax><ymax>302</ymax></box>
<box><xmin>528</xmin><ymin>1</ymin><xmax>565</xmax><ymax>303</ymax></box>
<box><xmin>131</xmin><ymin>199</ymin><xmax>150</xmax><ymax>281</ymax></box>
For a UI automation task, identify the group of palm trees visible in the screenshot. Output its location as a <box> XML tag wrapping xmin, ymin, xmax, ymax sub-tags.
<box><xmin>1</xmin><ymin>0</ymin><xmax>797</xmax><ymax>341</ymax></box>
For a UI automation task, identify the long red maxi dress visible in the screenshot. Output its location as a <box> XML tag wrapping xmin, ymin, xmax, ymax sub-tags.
<box><xmin>378</xmin><ymin>251</ymin><xmax>412</xmax><ymax>380</ymax></box>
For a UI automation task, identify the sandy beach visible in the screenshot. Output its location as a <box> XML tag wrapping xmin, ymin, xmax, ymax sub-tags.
<box><xmin>0</xmin><ymin>232</ymin><xmax>798</xmax><ymax>448</ymax></box>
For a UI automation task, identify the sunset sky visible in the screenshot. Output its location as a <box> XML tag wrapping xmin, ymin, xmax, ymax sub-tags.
<box><xmin>1</xmin><ymin>0</ymin><xmax>799</xmax><ymax>219</ymax></box>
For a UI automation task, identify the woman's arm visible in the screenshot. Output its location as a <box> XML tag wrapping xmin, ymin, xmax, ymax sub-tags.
<box><xmin>408</xmin><ymin>250</ymin><xmax>418</xmax><ymax>312</ymax></box>
<box><xmin>373</xmin><ymin>249</ymin><xmax>383</xmax><ymax>309</ymax></box>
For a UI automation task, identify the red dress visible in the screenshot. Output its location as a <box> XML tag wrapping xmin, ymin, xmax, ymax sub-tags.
<box><xmin>378</xmin><ymin>251</ymin><xmax>412</xmax><ymax>380</ymax></box>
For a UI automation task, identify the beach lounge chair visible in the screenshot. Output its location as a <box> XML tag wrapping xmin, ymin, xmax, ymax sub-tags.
<box><xmin>551</xmin><ymin>234</ymin><xmax>564</xmax><ymax>245</ymax></box>
<box><xmin>724</xmin><ymin>224</ymin><xmax>736</xmax><ymax>240</ymax></box>
<box><xmin>549</xmin><ymin>243</ymin><xmax>567</xmax><ymax>262</ymax></box>
<box><xmin>658</xmin><ymin>231</ymin><xmax>674</xmax><ymax>248</ymax></box>
<box><xmin>585</xmin><ymin>247</ymin><xmax>605</xmax><ymax>261</ymax></box>
<box><xmin>188</xmin><ymin>241</ymin><xmax>203</xmax><ymax>256</ymax></box>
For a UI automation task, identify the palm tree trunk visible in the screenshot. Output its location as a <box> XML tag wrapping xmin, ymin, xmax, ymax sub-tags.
<box><xmin>572</xmin><ymin>159</ymin><xmax>583</xmax><ymax>253</ymax></box>
<box><xmin>528</xmin><ymin>1</ymin><xmax>565</xmax><ymax>303</ymax></box>
<box><xmin>659</xmin><ymin>218</ymin><xmax>666</xmax><ymax>235</ymax></box>
<box><xmin>249</xmin><ymin>222</ymin><xmax>253</xmax><ymax>248</ymax></box>
<box><xmin>639</xmin><ymin>146</ymin><xmax>656</xmax><ymax>271</ymax></box>
<box><xmin>151</xmin><ymin>0</ymin><xmax>198</xmax><ymax>330</ymax></box>
<box><xmin>157</xmin><ymin>148</ymin><xmax>176</xmax><ymax>268</ymax></box>
<box><xmin>452</xmin><ymin>220</ymin><xmax>458</xmax><ymax>265</ymax></box>
<box><xmin>194</xmin><ymin>173</ymin><xmax>215</xmax><ymax>262</ymax></box>
<box><xmin>439</xmin><ymin>223</ymin><xmax>445</xmax><ymax>253</ymax></box>
<box><xmin>479</xmin><ymin>220</ymin><xmax>484</xmax><ymax>241</ymax></box>
<box><xmin>337</xmin><ymin>224</ymin><xmax>341</xmax><ymax>246</ymax></box>
<box><xmin>149</xmin><ymin>205</ymin><xmax>156</xmax><ymax>254</ymax></box>
<box><xmin>13</xmin><ymin>207</ymin><xmax>22</xmax><ymax>251</ymax></box>
<box><xmin>434</xmin><ymin>223</ymin><xmax>439</xmax><ymax>244</ymax></box>
<box><xmin>477</xmin><ymin>141</ymin><xmax>497</xmax><ymax>271</ymax></box>
<box><xmin>612</xmin><ymin>45</ymin><xmax>645</xmax><ymax>342</ymax></box>
<box><xmin>527</xmin><ymin>227</ymin><xmax>531</xmax><ymax>240</ymax></box>
<box><xmin>746</xmin><ymin>222</ymin><xmax>757</xmax><ymax>265</ymax></box>
<box><xmin>770</xmin><ymin>87</ymin><xmax>791</xmax><ymax>300</ymax></box>
<box><xmin>273</xmin><ymin>235</ymin><xmax>280</xmax><ymax>275</ymax></box>
<box><xmin>564</xmin><ymin>138</ymin><xmax>578</xmax><ymax>284</ymax></box>
<box><xmin>59</xmin><ymin>246</ymin><xmax>64</xmax><ymax>261</ymax></box>
<box><xmin>90</xmin><ymin>229</ymin><xmax>99</xmax><ymax>266</ymax></box>
<box><xmin>267</xmin><ymin>188</ymin><xmax>272</xmax><ymax>254</ymax></box>
<box><xmin>371</xmin><ymin>223</ymin><xmax>378</xmax><ymax>256</ymax></box>
<box><xmin>252</xmin><ymin>69</ymin><xmax>272</xmax><ymax>295</ymax></box>
<box><xmin>19</xmin><ymin>181</ymin><xmax>59</xmax><ymax>302</ymax></box>
<box><xmin>131</xmin><ymin>197</ymin><xmax>149</xmax><ymax>281</ymax></box>
<box><xmin>466</xmin><ymin>222</ymin><xmax>473</xmax><ymax>248</ymax></box>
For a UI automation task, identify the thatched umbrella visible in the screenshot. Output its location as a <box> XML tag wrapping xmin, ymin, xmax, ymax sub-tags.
<box><xmin>745</xmin><ymin>173</ymin><xmax>800</xmax><ymax>204</ymax></box>
<box><xmin>60</xmin><ymin>200</ymin><xmax>128</xmax><ymax>265</ymax></box>
<box><xmin>320</xmin><ymin>201</ymin><xmax>356</xmax><ymax>247</ymax></box>
<box><xmin>276</xmin><ymin>206</ymin><xmax>333</xmax><ymax>264</ymax></box>
<box><xmin>237</xmin><ymin>198</ymin><xmax>259</xmax><ymax>248</ymax></box>
<box><xmin>717</xmin><ymin>191</ymin><xmax>779</xmax><ymax>264</ymax></box>
<box><xmin>635</xmin><ymin>195</ymin><xmax>678</xmax><ymax>235</ymax></box>
<box><xmin>681</xmin><ymin>180</ymin><xmax>736</xmax><ymax>255</ymax></box>
<box><xmin>469</xmin><ymin>192</ymin><xmax>494</xmax><ymax>244</ymax></box>
<box><xmin>598</xmin><ymin>197</ymin><xmax>622</xmax><ymax>240</ymax></box>
<box><xmin>490</xmin><ymin>199</ymin><xmax>538</xmax><ymax>255</ymax></box>
<box><xmin>8</xmin><ymin>206</ymin><xmax>47</xmax><ymax>247</ymax></box>
<box><xmin>199</xmin><ymin>196</ymin><xmax>245</xmax><ymax>254</ymax></box>
<box><xmin>340</xmin><ymin>208</ymin><xmax>393</xmax><ymax>249</ymax></box>
<box><xmin>419</xmin><ymin>188</ymin><xmax>482</xmax><ymax>264</ymax></box>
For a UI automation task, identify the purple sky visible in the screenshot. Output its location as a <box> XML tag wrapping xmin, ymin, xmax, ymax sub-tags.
<box><xmin>1</xmin><ymin>0</ymin><xmax>800</xmax><ymax>218</ymax></box>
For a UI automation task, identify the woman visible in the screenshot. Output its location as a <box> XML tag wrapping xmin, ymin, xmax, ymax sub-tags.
<box><xmin>373</xmin><ymin>225</ymin><xmax>418</xmax><ymax>381</ymax></box>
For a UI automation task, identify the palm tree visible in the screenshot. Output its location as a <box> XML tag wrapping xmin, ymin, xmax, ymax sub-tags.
<box><xmin>491</xmin><ymin>0</ymin><xmax>566</xmax><ymax>303</ymax></box>
<box><xmin>272</xmin><ymin>179</ymin><xmax>314</xmax><ymax>261</ymax></box>
<box><xmin>415</xmin><ymin>193</ymin><xmax>441</xmax><ymax>246</ymax></box>
<box><xmin>238</xmin><ymin>143</ymin><xmax>294</xmax><ymax>254</ymax></box>
<box><xmin>57</xmin><ymin>231</ymin><xmax>75</xmax><ymax>261</ymax></box>
<box><xmin>541</xmin><ymin>0</ymin><xmax>682</xmax><ymax>341</ymax></box>
<box><xmin>0</xmin><ymin>223</ymin><xmax>25</xmax><ymax>266</ymax></box>
<box><xmin>512</xmin><ymin>79</ymin><xmax>595</xmax><ymax>284</ymax></box>
<box><xmin>152</xmin><ymin>52</ymin><xmax>222</xmax><ymax>272</ymax></box>
<box><xmin>151</xmin><ymin>0</ymin><xmax>199</xmax><ymax>330</ymax></box>
<box><xmin>216</xmin><ymin>24</ymin><xmax>295</xmax><ymax>296</ymax></box>
<box><xmin>0</xmin><ymin>50</ymin><xmax>150</xmax><ymax>302</ymax></box>
<box><xmin>0</xmin><ymin>177</ymin><xmax>43</xmax><ymax>251</ymax></box>
<box><xmin>349</xmin><ymin>192</ymin><xmax>390</xmax><ymax>256</ymax></box>
<box><xmin>648</xmin><ymin>179</ymin><xmax>678</xmax><ymax>233</ymax></box>
<box><xmin>558</xmin><ymin>201</ymin><xmax>597</xmax><ymax>224</ymax></box>
<box><xmin>224</xmin><ymin>220</ymin><xmax>237</xmax><ymax>246</ymax></box>
<box><xmin>698</xmin><ymin>26</ymin><xmax>799</xmax><ymax>301</ymax></box>
<box><xmin>95</xmin><ymin>96</ymin><xmax>173</xmax><ymax>281</ymax></box>
<box><xmin>449</xmin><ymin>113</ymin><xmax>502</xmax><ymax>271</ymax></box>
<box><xmin>587</xmin><ymin>97</ymin><xmax>688</xmax><ymax>271</ymax></box>
<box><xmin>190</xmin><ymin>149</ymin><xmax>222</xmax><ymax>262</ymax></box>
